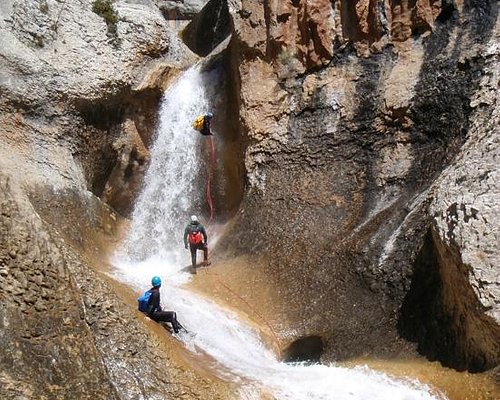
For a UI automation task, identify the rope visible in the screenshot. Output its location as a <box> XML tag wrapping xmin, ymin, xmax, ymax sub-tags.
<box><xmin>53</xmin><ymin>0</ymin><xmax>68</xmax><ymax>33</ymax></box>
<box><xmin>208</xmin><ymin>270</ymin><xmax>283</xmax><ymax>359</ymax></box>
<box><xmin>200</xmin><ymin>133</ymin><xmax>282</xmax><ymax>358</ymax></box>
<box><xmin>205</xmin><ymin>135</ymin><xmax>216</xmax><ymax>225</ymax></box>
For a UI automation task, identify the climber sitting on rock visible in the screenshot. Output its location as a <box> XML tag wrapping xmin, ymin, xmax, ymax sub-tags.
<box><xmin>138</xmin><ymin>276</ymin><xmax>183</xmax><ymax>334</ymax></box>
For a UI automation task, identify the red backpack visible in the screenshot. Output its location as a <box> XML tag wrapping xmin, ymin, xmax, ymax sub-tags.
<box><xmin>188</xmin><ymin>230</ymin><xmax>203</xmax><ymax>244</ymax></box>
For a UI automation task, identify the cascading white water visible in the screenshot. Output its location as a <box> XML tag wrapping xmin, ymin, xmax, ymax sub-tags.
<box><xmin>122</xmin><ymin>67</ymin><xmax>209</xmax><ymax>264</ymax></box>
<box><xmin>114</xmin><ymin>68</ymin><xmax>446</xmax><ymax>400</ymax></box>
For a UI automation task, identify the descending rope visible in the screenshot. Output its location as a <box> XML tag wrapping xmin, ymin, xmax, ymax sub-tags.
<box><xmin>205</xmin><ymin>135</ymin><xmax>216</xmax><ymax>225</ymax></box>
<box><xmin>200</xmin><ymin>135</ymin><xmax>281</xmax><ymax>358</ymax></box>
<box><xmin>208</xmin><ymin>270</ymin><xmax>283</xmax><ymax>359</ymax></box>
<box><xmin>53</xmin><ymin>0</ymin><xmax>68</xmax><ymax>33</ymax></box>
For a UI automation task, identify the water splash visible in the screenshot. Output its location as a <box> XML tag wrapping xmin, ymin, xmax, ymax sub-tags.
<box><xmin>121</xmin><ymin>67</ymin><xmax>209</xmax><ymax>263</ymax></box>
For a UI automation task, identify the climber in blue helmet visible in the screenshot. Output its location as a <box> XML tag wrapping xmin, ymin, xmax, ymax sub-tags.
<box><xmin>145</xmin><ymin>276</ymin><xmax>183</xmax><ymax>333</ymax></box>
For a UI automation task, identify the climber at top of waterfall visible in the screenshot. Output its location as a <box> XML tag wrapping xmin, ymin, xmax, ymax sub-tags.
<box><xmin>192</xmin><ymin>112</ymin><xmax>214</xmax><ymax>136</ymax></box>
<box><xmin>183</xmin><ymin>215</ymin><xmax>210</xmax><ymax>272</ymax></box>
<box><xmin>140</xmin><ymin>276</ymin><xmax>183</xmax><ymax>333</ymax></box>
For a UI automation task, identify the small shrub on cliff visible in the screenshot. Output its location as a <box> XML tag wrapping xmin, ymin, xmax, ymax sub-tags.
<box><xmin>92</xmin><ymin>0</ymin><xmax>120</xmax><ymax>45</ymax></box>
<box><xmin>39</xmin><ymin>0</ymin><xmax>49</xmax><ymax>14</ymax></box>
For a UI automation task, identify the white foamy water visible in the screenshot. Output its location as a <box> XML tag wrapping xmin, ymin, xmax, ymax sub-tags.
<box><xmin>122</xmin><ymin>66</ymin><xmax>209</xmax><ymax>262</ymax></box>
<box><xmin>114</xmin><ymin>68</ymin><xmax>445</xmax><ymax>400</ymax></box>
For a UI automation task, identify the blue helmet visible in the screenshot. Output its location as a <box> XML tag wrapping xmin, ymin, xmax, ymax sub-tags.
<box><xmin>151</xmin><ymin>276</ymin><xmax>161</xmax><ymax>287</ymax></box>
<box><xmin>206</xmin><ymin>112</ymin><xmax>213</xmax><ymax>119</ymax></box>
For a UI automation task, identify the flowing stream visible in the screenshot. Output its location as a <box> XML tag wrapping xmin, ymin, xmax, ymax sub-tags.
<box><xmin>114</xmin><ymin>67</ymin><xmax>446</xmax><ymax>400</ymax></box>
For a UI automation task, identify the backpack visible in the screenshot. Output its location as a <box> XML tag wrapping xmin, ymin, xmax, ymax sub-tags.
<box><xmin>137</xmin><ymin>290</ymin><xmax>152</xmax><ymax>313</ymax></box>
<box><xmin>193</xmin><ymin>115</ymin><xmax>204</xmax><ymax>131</ymax></box>
<box><xmin>188</xmin><ymin>229</ymin><xmax>203</xmax><ymax>244</ymax></box>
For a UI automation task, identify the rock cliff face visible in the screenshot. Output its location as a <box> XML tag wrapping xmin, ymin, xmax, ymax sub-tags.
<box><xmin>0</xmin><ymin>0</ymin><xmax>197</xmax><ymax>211</ymax></box>
<box><xmin>215</xmin><ymin>0</ymin><xmax>499</xmax><ymax>371</ymax></box>
<box><xmin>0</xmin><ymin>177</ymin><xmax>118</xmax><ymax>399</ymax></box>
<box><xmin>0</xmin><ymin>0</ymin><xmax>231</xmax><ymax>398</ymax></box>
<box><xmin>1</xmin><ymin>0</ymin><xmax>499</xmax><ymax>397</ymax></box>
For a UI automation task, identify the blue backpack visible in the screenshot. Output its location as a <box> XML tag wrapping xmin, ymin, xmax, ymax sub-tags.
<box><xmin>138</xmin><ymin>290</ymin><xmax>152</xmax><ymax>313</ymax></box>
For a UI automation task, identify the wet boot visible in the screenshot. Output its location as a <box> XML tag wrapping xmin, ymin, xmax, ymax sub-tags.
<box><xmin>172</xmin><ymin>318</ymin><xmax>182</xmax><ymax>334</ymax></box>
<box><xmin>190</xmin><ymin>245</ymin><xmax>197</xmax><ymax>272</ymax></box>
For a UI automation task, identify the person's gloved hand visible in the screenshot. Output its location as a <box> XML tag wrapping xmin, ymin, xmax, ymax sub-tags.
<box><xmin>184</xmin><ymin>244</ymin><xmax>188</xmax><ymax>250</ymax></box>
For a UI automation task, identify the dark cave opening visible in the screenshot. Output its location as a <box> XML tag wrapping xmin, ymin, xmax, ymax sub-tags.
<box><xmin>283</xmin><ymin>335</ymin><xmax>324</xmax><ymax>363</ymax></box>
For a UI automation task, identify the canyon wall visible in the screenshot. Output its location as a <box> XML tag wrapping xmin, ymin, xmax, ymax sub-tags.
<box><xmin>215</xmin><ymin>0</ymin><xmax>499</xmax><ymax>371</ymax></box>
<box><xmin>0</xmin><ymin>0</ymin><xmax>231</xmax><ymax>398</ymax></box>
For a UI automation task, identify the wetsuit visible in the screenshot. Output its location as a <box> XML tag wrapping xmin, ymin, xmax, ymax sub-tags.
<box><xmin>146</xmin><ymin>287</ymin><xmax>181</xmax><ymax>333</ymax></box>
<box><xmin>183</xmin><ymin>221</ymin><xmax>208</xmax><ymax>267</ymax></box>
<box><xmin>200</xmin><ymin>116</ymin><xmax>213</xmax><ymax>136</ymax></box>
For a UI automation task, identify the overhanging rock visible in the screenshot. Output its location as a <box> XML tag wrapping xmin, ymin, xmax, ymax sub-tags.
<box><xmin>181</xmin><ymin>0</ymin><xmax>232</xmax><ymax>56</ymax></box>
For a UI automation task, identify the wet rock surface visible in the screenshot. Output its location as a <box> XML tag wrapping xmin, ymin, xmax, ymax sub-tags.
<box><xmin>0</xmin><ymin>0</ymin><xmax>232</xmax><ymax>398</ymax></box>
<box><xmin>0</xmin><ymin>176</ymin><xmax>118</xmax><ymax>399</ymax></box>
<box><xmin>215</xmin><ymin>0</ymin><xmax>500</xmax><ymax>371</ymax></box>
<box><xmin>0</xmin><ymin>175</ymin><xmax>232</xmax><ymax>399</ymax></box>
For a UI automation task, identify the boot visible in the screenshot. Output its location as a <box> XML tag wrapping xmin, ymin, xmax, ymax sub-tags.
<box><xmin>172</xmin><ymin>321</ymin><xmax>182</xmax><ymax>334</ymax></box>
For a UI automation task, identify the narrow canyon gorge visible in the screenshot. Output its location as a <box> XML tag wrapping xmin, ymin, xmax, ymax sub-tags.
<box><xmin>0</xmin><ymin>1</ymin><xmax>498</xmax><ymax>399</ymax></box>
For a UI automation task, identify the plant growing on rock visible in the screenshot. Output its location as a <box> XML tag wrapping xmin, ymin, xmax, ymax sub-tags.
<box><xmin>92</xmin><ymin>0</ymin><xmax>120</xmax><ymax>46</ymax></box>
<box><xmin>39</xmin><ymin>0</ymin><xmax>49</xmax><ymax>14</ymax></box>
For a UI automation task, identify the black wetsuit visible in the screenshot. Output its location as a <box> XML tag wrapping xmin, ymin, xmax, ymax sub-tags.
<box><xmin>146</xmin><ymin>287</ymin><xmax>181</xmax><ymax>333</ymax></box>
<box><xmin>200</xmin><ymin>116</ymin><xmax>213</xmax><ymax>136</ymax></box>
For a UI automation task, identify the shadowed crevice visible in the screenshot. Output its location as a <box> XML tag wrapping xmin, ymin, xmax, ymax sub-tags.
<box><xmin>398</xmin><ymin>229</ymin><xmax>500</xmax><ymax>372</ymax></box>
<box><xmin>283</xmin><ymin>335</ymin><xmax>324</xmax><ymax>363</ymax></box>
<box><xmin>182</xmin><ymin>0</ymin><xmax>232</xmax><ymax>57</ymax></box>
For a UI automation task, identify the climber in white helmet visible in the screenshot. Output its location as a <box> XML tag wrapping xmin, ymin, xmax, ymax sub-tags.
<box><xmin>183</xmin><ymin>215</ymin><xmax>210</xmax><ymax>272</ymax></box>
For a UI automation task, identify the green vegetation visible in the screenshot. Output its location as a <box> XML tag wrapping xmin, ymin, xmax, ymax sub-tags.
<box><xmin>39</xmin><ymin>0</ymin><xmax>49</xmax><ymax>14</ymax></box>
<box><xmin>92</xmin><ymin>0</ymin><xmax>119</xmax><ymax>40</ymax></box>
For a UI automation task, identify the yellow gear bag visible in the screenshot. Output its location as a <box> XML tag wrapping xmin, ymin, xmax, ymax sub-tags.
<box><xmin>193</xmin><ymin>115</ymin><xmax>204</xmax><ymax>131</ymax></box>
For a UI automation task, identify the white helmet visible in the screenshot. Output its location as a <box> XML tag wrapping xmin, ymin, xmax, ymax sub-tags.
<box><xmin>191</xmin><ymin>215</ymin><xmax>198</xmax><ymax>222</ymax></box>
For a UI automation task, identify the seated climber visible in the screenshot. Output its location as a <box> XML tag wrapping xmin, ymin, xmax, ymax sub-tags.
<box><xmin>138</xmin><ymin>276</ymin><xmax>183</xmax><ymax>333</ymax></box>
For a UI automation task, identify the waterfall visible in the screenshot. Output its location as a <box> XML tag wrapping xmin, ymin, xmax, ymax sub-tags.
<box><xmin>114</xmin><ymin>68</ymin><xmax>446</xmax><ymax>400</ymax></box>
<box><xmin>122</xmin><ymin>67</ymin><xmax>209</xmax><ymax>264</ymax></box>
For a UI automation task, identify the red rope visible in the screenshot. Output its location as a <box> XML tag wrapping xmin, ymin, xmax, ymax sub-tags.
<box><xmin>205</xmin><ymin>135</ymin><xmax>216</xmax><ymax>225</ymax></box>
<box><xmin>201</xmin><ymin>135</ymin><xmax>282</xmax><ymax>358</ymax></box>
<box><xmin>209</xmin><ymin>270</ymin><xmax>282</xmax><ymax>359</ymax></box>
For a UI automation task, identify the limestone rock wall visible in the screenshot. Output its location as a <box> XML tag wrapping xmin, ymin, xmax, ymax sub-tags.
<box><xmin>0</xmin><ymin>176</ymin><xmax>119</xmax><ymax>399</ymax></box>
<box><xmin>0</xmin><ymin>0</ymin><xmax>233</xmax><ymax>398</ymax></box>
<box><xmin>0</xmin><ymin>0</ymin><xmax>194</xmax><ymax>211</ymax></box>
<box><xmin>430</xmin><ymin>35</ymin><xmax>500</xmax><ymax>322</ymax></box>
<box><xmin>218</xmin><ymin>0</ymin><xmax>500</xmax><ymax>371</ymax></box>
